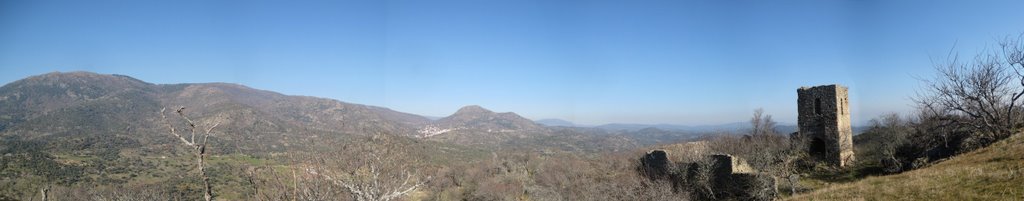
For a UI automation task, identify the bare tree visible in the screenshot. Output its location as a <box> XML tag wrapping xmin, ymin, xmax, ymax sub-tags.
<box><xmin>245</xmin><ymin>134</ymin><xmax>430</xmax><ymax>201</ymax></box>
<box><xmin>915</xmin><ymin>35</ymin><xmax>1024</xmax><ymax>143</ymax></box>
<box><xmin>1002</xmin><ymin>34</ymin><xmax>1024</xmax><ymax>128</ymax></box>
<box><xmin>259</xmin><ymin>134</ymin><xmax>427</xmax><ymax>201</ymax></box>
<box><xmin>40</xmin><ymin>185</ymin><xmax>49</xmax><ymax>201</ymax></box>
<box><xmin>743</xmin><ymin>109</ymin><xmax>794</xmax><ymax>174</ymax></box>
<box><xmin>245</xmin><ymin>165</ymin><xmax>342</xmax><ymax>201</ymax></box>
<box><xmin>698</xmin><ymin>109</ymin><xmax>793</xmax><ymax>198</ymax></box>
<box><xmin>680</xmin><ymin>155</ymin><xmax>716</xmax><ymax>200</ymax></box>
<box><xmin>869</xmin><ymin>113</ymin><xmax>912</xmax><ymax>159</ymax></box>
<box><xmin>160</xmin><ymin>107</ymin><xmax>220</xmax><ymax>201</ymax></box>
<box><xmin>331</xmin><ymin>134</ymin><xmax>427</xmax><ymax>201</ymax></box>
<box><xmin>750</xmin><ymin>108</ymin><xmax>778</xmax><ymax>136</ymax></box>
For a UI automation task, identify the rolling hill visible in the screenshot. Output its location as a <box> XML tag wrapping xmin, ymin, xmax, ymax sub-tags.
<box><xmin>788</xmin><ymin>132</ymin><xmax>1024</xmax><ymax>200</ymax></box>
<box><xmin>0</xmin><ymin>71</ymin><xmax>697</xmax><ymax>154</ymax></box>
<box><xmin>0</xmin><ymin>72</ymin><xmax>436</xmax><ymax>155</ymax></box>
<box><xmin>534</xmin><ymin>118</ymin><xmax>576</xmax><ymax>127</ymax></box>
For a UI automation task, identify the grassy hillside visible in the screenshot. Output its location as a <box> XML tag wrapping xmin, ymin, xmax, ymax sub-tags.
<box><xmin>789</xmin><ymin>133</ymin><xmax>1024</xmax><ymax>200</ymax></box>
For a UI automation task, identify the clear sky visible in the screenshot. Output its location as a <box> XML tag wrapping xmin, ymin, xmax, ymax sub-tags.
<box><xmin>2</xmin><ymin>0</ymin><xmax>1023</xmax><ymax>126</ymax></box>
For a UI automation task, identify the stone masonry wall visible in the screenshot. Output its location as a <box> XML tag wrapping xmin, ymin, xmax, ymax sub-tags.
<box><xmin>797</xmin><ymin>84</ymin><xmax>855</xmax><ymax>167</ymax></box>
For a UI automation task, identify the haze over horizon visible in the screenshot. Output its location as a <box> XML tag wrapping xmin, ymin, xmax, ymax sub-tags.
<box><xmin>3</xmin><ymin>0</ymin><xmax>1024</xmax><ymax>126</ymax></box>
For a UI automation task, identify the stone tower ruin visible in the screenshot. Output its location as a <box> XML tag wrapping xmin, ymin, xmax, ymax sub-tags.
<box><xmin>797</xmin><ymin>84</ymin><xmax>855</xmax><ymax>167</ymax></box>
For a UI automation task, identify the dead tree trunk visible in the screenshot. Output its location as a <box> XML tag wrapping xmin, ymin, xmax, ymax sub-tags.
<box><xmin>199</xmin><ymin>144</ymin><xmax>212</xmax><ymax>201</ymax></box>
<box><xmin>40</xmin><ymin>185</ymin><xmax>49</xmax><ymax>201</ymax></box>
<box><xmin>161</xmin><ymin>107</ymin><xmax>220</xmax><ymax>201</ymax></box>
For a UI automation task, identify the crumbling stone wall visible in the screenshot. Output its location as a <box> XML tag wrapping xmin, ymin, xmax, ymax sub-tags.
<box><xmin>639</xmin><ymin>151</ymin><xmax>777</xmax><ymax>200</ymax></box>
<box><xmin>797</xmin><ymin>84</ymin><xmax>855</xmax><ymax>167</ymax></box>
<box><xmin>709</xmin><ymin>154</ymin><xmax>777</xmax><ymax>200</ymax></box>
<box><xmin>639</xmin><ymin>150</ymin><xmax>671</xmax><ymax>180</ymax></box>
<box><xmin>710</xmin><ymin>154</ymin><xmax>754</xmax><ymax>176</ymax></box>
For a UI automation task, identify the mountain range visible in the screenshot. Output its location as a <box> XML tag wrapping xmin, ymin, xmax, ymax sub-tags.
<box><xmin>535</xmin><ymin>119</ymin><xmax>868</xmax><ymax>135</ymax></box>
<box><xmin>0</xmin><ymin>72</ymin><xmax>711</xmax><ymax>155</ymax></box>
<box><xmin>0</xmin><ymin>72</ymin><xmax>444</xmax><ymax>154</ymax></box>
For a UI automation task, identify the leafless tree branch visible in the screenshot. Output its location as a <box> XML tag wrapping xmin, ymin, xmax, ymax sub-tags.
<box><xmin>160</xmin><ymin>106</ymin><xmax>220</xmax><ymax>201</ymax></box>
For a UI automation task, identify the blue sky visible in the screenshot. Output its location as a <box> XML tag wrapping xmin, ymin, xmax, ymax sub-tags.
<box><xmin>1</xmin><ymin>0</ymin><xmax>1023</xmax><ymax>126</ymax></box>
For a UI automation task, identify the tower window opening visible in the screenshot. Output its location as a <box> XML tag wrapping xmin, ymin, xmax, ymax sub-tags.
<box><xmin>814</xmin><ymin>98</ymin><xmax>822</xmax><ymax>114</ymax></box>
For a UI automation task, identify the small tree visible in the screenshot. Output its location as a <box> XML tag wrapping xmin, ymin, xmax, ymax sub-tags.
<box><xmin>749</xmin><ymin>108</ymin><xmax>778</xmax><ymax>136</ymax></box>
<box><xmin>745</xmin><ymin>108</ymin><xmax>797</xmax><ymax>174</ymax></box>
<box><xmin>867</xmin><ymin>113</ymin><xmax>913</xmax><ymax>173</ymax></box>
<box><xmin>869</xmin><ymin>113</ymin><xmax>912</xmax><ymax>159</ymax></box>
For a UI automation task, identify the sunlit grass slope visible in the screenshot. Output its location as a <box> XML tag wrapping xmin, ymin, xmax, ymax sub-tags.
<box><xmin>790</xmin><ymin>133</ymin><xmax>1024</xmax><ymax>200</ymax></box>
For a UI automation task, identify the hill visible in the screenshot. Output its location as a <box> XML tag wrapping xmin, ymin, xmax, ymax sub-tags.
<box><xmin>0</xmin><ymin>71</ymin><xmax>726</xmax><ymax>199</ymax></box>
<box><xmin>591</xmin><ymin>122</ymin><xmax>870</xmax><ymax>135</ymax></box>
<box><xmin>788</xmin><ymin>132</ymin><xmax>1024</xmax><ymax>200</ymax></box>
<box><xmin>0</xmin><ymin>72</ymin><xmax>434</xmax><ymax>154</ymax></box>
<box><xmin>435</xmin><ymin>105</ymin><xmax>544</xmax><ymax>131</ymax></box>
<box><xmin>418</xmin><ymin>105</ymin><xmax>546</xmax><ymax>146</ymax></box>
<box><xmin>534</xmin><ymin>118</ymin><xmax>576</xmax><ymax>127</ymax></box>
<box><xmin>0</xmin><ymin>72</ymin><xmax>676</xmax><ymax>154</ymax></box>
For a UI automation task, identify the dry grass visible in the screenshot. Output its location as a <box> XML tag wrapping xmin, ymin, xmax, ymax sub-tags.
<box><xmin>788</xmin><ymin>133</ymin><xmax>1024</xmax><ymax>201</ymax></box>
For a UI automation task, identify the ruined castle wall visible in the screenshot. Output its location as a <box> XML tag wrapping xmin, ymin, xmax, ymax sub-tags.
<box><xmin>711</xmin><ymin>154</ymin><xmax>754</xmax><ymax>175</ymax></box>
<box><xmin>638</xmin><ymin>152</ymin><xmax>778</xmax><ymax>200</ymax></box>
<box><xmin>797</xmin><ymin>84</ymin><xmax>855</xmax><ymax>167</ymax></box>
<box><xmin>710</xmin><ymin>154</ymin><xmax>777</xmax><ymax>200</ymax></box>
<box><xmin>640</xmin><ymin>150</ymin><xmax>671</xmax><ymax>180</ymax></box>
<box><xmin>835</xmin><ymin>87</ymin><xmax>855</xmax><ymax>166</ymax></box>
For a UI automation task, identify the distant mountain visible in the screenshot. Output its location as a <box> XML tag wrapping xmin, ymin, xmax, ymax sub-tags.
<box><xmin>436</xmin><ymin>105</ymin><xmax>544</xmax><ymax>131</ymax></box>
<box><xmin>0</xmin><ymin>71</ymin><xmax>750</xmax><ymax>198</ymax></box>
<box><xmin>616</xmin><ymin>127</ymin><xmax>703</xmax><ymax>145</ymax></box>
<box><xmin>534</xmin><ymin>118</ymin><xmax>822</xmax><ymax>138</ymax></box>
<box><xmin>416</xmin><ymin>105</ymin><xmax>558</xmax><ymax>147</ymax></box>
<box><xmin>0</xmin><ymin>71</ymin><xmax>432</xmax><ymax>154</ymax></box>
<box><xmin>590</xmin><ymin>122</ymin><xmax>861</xmax><ymax>136</ymax></box>
<box><xmin>595</xmin><ymin>122</ymin><xmax>754</xmax><ymax>133</ymax></box>
<box><xmin>534</xmin><ymin>118</ymin><xmax>576</xmax><ymax>127</ymax></box>
<box><xmin>0</xmin><ymin>72</ymin><xmax>647</xmax><ymax>154</ymax></box>
<box><xmin>423</xmin><ymin>115</ymin><xmax>445</xmax><ymax>121</ymax></box>
<box><xmin>592</xmin><ymin>122</ymin><xmax>865</xmax><ymax>136</ymax></box>
<box><xmin>11</xmin><ymin>71</ymin><xmax>851</xmax><ymax>153</ymax></box>
<box><xmin>776</xmin><ymin>125</ymin><xmax>799</xmax><ymax>134</ymax></box>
